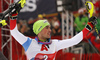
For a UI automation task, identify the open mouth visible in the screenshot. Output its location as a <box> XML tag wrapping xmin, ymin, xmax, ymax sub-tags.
<box><xmin>48</xmin><ymin>32</ymin><xmax>51</xmax><ymax>36</ymax></box>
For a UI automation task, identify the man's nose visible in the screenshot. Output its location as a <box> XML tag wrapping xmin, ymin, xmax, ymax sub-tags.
<box><xmin>49</xmin><ymin>28</ymin><xmax>51</xmax><ymax>32</ymax></box>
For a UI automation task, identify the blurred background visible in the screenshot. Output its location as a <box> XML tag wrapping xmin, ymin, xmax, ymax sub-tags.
<box><xmin>0</xmin><ymin>0</ymin><xmax>100</xmax><ymax>60</ymax></box>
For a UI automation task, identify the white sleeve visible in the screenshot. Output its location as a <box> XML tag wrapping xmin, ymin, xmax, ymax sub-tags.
<box><xmin>10</xmin><ymin>19</ymin><xmax>33</xmax><ymax>51</ymax></box>
<box><xmin>10</xmin><ymin>25</ymin><xmax>28</xmax><ymax>45</ymax></box>
<box><xmin>55</xmin><ymin>31</ymin><xmax>83</xmax><ymax>51</ymax></box>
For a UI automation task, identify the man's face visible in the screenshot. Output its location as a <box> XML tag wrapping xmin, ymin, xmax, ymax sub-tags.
<box><xmin>39</xmin><ymin>25</ymin><xmax>51</xmax><ymax>39</ymax></box>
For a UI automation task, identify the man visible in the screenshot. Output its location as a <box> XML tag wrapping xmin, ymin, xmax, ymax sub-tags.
<box><xmin>10</xmin><ymin>9</ymin><xmax>97</xmax><ymax>60</ymax></box>
<box><xmin>0</xmin><ymin>1</ymin><xmax>97</xmax><ymax>60</ymax></box>
<box><xmin>10</xmin><ymin>15</ymin><xmax>97</xmax><ymax>60</ymax></box>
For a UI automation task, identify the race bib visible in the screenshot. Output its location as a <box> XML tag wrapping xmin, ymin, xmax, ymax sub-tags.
<box><xmin>34</xmin><ymin>53</ymin><xmax>56</xmax><ymax>60</ymax></box>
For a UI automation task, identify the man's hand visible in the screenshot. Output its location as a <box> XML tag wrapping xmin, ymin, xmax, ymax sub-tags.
<box><xmin>88</xmin><ymin>16</ymin><xmax>97</xmax><ymax>25</ymax></box>
<box><xmin>18</xmin><ymin>0</ymin><xmax>26</xmax><ymax>8</ymax></box>
<box><xmin>0</xmin><ymin>20</ymin><xmax>7</xmax><ymax>27</ymax></box>
<box><xmin>10</xmin><ymin>0</ymin><xmax>26</xmax><ymax>19</ymax></box>
<box><xmin>14</xmin><ymin>0</ymin><xmax>26</xmax><ymax>13</ymax></box>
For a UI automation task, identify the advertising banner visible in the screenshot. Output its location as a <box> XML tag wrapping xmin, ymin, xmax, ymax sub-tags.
<box><xmin>14</xmin><ymin>0</ymin><xmax>57</xmax><ymax>20</ymax></box>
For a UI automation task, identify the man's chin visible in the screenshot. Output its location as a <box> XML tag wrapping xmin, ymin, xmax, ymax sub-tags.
<box><xmin>46</xmin><ymin>36</ymin><xmax>51</xmax><ymax>39</ymax></box>
<box><xmin>47</xmin><ymin>37</ymin><xmax>50</xmax><ymax>39</ymax></box>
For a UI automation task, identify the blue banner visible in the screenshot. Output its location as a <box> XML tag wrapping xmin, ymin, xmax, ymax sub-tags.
<box><xmin>17</xmin><ymin>0</ymin><xmax>57</xmax><ymax>20</ymax></box>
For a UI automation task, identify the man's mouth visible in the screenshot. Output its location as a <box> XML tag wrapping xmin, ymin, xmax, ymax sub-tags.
<box><xmin>48</xmin><ymin>32</ymin><xmax>51</xmax><ymax>35</ymax></box>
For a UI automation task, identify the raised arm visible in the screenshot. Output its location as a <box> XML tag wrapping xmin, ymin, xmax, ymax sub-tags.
<box><xmin>9</xmin><ymin>0</ymin><xmax>30</xmax><ymax>45</ymax></box>
<box><xmin>10</xmin><ymin>13</ymin><xmax>28</xmax><ymax>45</ymax></box>
<box><xmin>55</xmin><ymin>16</ymin><xmax>97</xmax><ymax>51</ymax></box>
<box><xmin>9</xmin><ymin>1</ymin><xmax>34</xmax><ymax>52</ymax></box>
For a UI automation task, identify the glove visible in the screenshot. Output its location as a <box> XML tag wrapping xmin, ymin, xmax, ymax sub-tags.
<box><xmin>18</xmin><ymin>0</ymin><xmax>26</xmax><ymax>8</ymax></box>
<box><xmin>88</xmin><ymin>16</ymin><xmax>97</xmax><ymax>25</ymax></box>
<box><xmin>14</xmin><ymin>0</ymin><xmax>26</xmax><ymax>13</ymax></box>
<box><xmin>10</xmin><ymin>0</ymin><xmax>26</xmax><ymax>19</ymax></box>
<box><xmin>86</xmin><ymin>16</ymin><xmax>97</xmax><ymax>31</ymax></box>
<box><xmin>0</xmin><ymin>20</ymin><xmax>7</xmax><ymax>27</ymax></box>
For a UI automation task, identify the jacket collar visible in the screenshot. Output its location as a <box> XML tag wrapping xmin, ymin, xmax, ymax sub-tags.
<box><xmin>35</xmin><ymin>36</ymin><xmax>52</xmax><ymax>45</ymax></box>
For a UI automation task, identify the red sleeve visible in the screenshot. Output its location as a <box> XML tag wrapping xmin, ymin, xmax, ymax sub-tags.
<box><xmin>86</xmin><ymin>32</ymin><xmax>93</xmax><ymax>39</ymax></box>
<box><xmin>82</xmin><ymin>22</ymin><xmax>94</xmax><ymax>39</ymax></box>
<box><xmin>10</xmin><ymin>13</ymin><xmax>18</xmax><ymax>30</ymax></box>
<box><xmin>82</xmin><ymin>28</ymin><xmax>89</xmax><ymax>39</ymax></box>
<box><xmin>10</xmin><ymin>19</ymin><xmax>17</xmax><ymax>30</ymax></box>
<box><xmin>84</xmin><ymin>32</ymin><xmax>93</xmax><ymax>39</ymax></box>
<box><xmin>82</xmin><ymin>32</ymin><xmax>94</xmax><ymax>42</ymax></box>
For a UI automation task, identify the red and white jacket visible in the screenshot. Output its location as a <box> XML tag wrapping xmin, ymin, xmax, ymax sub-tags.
<box><xmin>10</xmin><ymin>14</ymin><xmax>93</xmax><ymax>60</ymax></box>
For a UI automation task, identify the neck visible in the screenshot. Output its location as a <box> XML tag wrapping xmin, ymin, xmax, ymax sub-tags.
<box><xmin>37</xmin><ymin>35</ymin><xmax>47</xmax><ymax>42</ymax></box>
<box><xmin>39</xmin><ymin>39</ymin><xmax>46</xmax><ymax>42</ymax></box>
